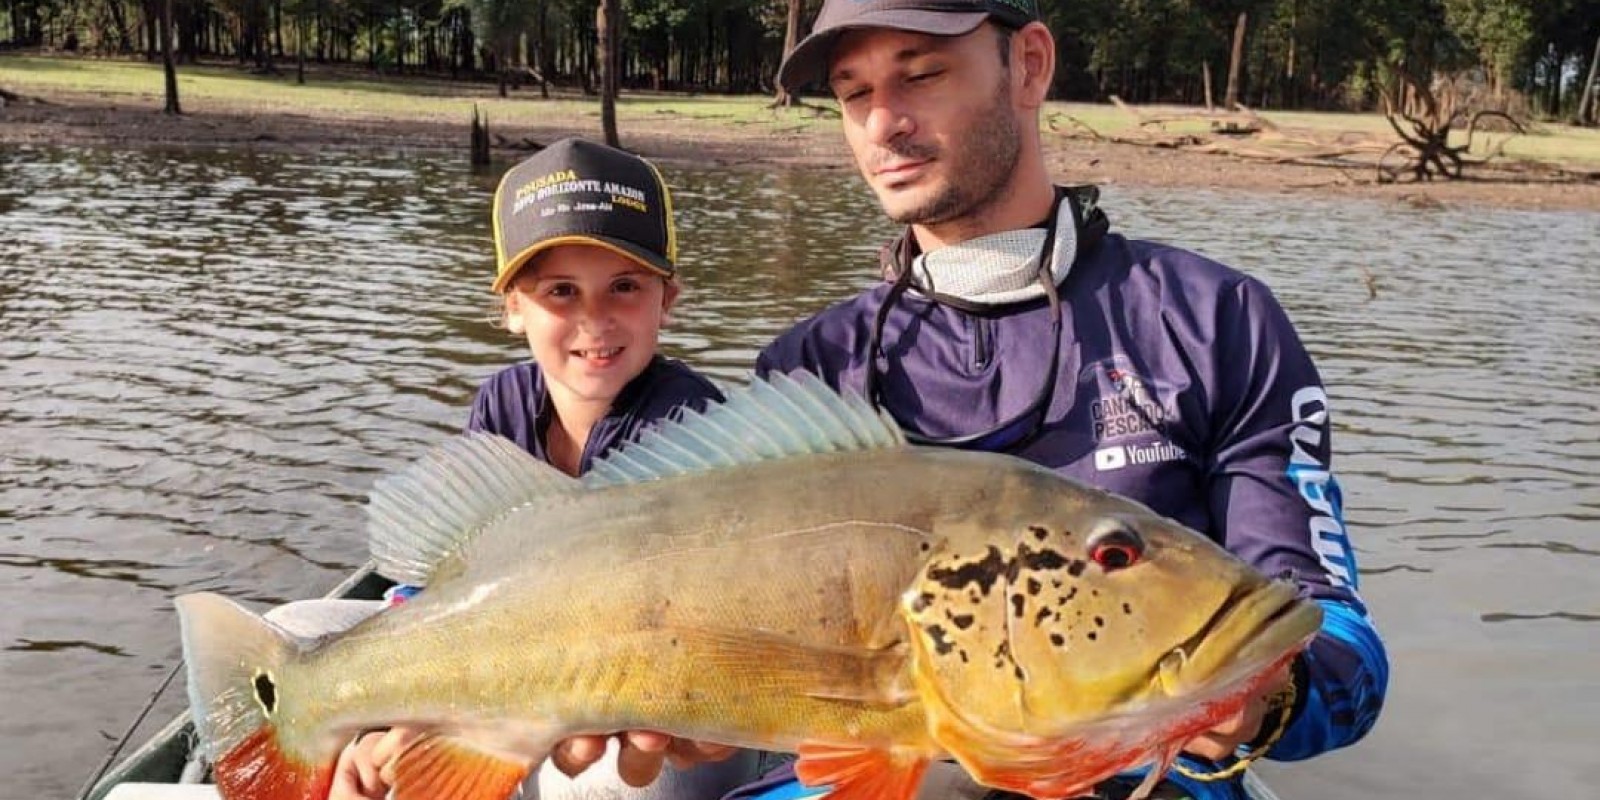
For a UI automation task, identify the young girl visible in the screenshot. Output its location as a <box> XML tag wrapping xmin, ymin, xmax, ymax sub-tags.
<box><xmin>304</xmin><ymin>138</ymin><xmax>751</xmax><ymax>800</ymax></box>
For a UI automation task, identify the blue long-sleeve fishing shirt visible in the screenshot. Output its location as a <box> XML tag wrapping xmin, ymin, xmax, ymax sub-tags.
<box><xmin>466</xmin><ymin>355</ymin><xmax>724</xmax><ymax>472</ymax></box>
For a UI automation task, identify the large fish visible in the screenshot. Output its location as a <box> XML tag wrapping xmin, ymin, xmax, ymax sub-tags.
<box><xmin>177</xmin><ymin>373</ymin><xmax>1320</xmax><ymax>800</ymax></box>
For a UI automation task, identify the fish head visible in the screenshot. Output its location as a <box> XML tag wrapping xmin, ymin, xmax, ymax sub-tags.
<box><xmin>900</xmin><ymin>461</ymin><xmax>1322</xmax><ymax>795</ymax></box>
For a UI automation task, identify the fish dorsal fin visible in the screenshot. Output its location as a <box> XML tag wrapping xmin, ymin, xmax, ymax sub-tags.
<box><xmin>584</xmin><ymin>371</ymin><xmax>906</xmax><ymax>488</ymax></box>
<box><xmin>367</xmin><ymin>431</ymin><xmax>579</xmax><ymax>586</ymax></box>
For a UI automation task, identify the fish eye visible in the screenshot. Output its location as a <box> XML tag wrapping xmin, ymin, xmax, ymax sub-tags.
<box><xmin>1087</xmin><ymin>524</ymin><xmax>1144</xmax><ymax>572</ymax></box>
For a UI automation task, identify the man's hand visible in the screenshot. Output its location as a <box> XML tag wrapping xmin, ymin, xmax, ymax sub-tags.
<box><xmin>327</xmin><ymin>727</ymin><xmax>737</xmax><ymax>797</ymax></box>
<box><xmin>550</xmin><ymin>731</ymin><xmax>738</xmax><ymax>787</ymax></box>
<box><xmin>330</xmin><ymin>726</ymin><xmax>426</xmax><ymax>800</ymax></box>
<box><xmin>1181</xmin><ymin>664</ymin><xmax>1292</xmax><ymax>761</ymax></box>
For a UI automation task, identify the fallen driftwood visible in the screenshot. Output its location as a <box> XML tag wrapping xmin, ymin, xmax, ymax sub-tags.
<box><xmin>1051</xmin><ymin>95</ymin><xmax>1587</xmax><ymax>186</ymax></box>
<box><xmin>1373</xmin><ymin>72</ymin><xmax>1534</xmax><ymax>183</ymax></box>
<box><xmin>492</xmin><ymin>133</ymin><xmax>546</xmax><ymax>152</ymax></box>
<box><xmin>1</xmin><ymin>86</ymin><xmax>48</xmax><ymax>107</ymax></box>
<box><xmin>1109</xmin><ymin>94</ymin><xmax>1265</xmax><ymax>136</ymax></box>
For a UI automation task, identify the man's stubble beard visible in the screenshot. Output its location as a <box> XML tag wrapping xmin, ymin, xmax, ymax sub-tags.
<box><xmin>882</xmin><ymin>77</ymin><xmax>1022</xmax><ymax>228</ymax></box>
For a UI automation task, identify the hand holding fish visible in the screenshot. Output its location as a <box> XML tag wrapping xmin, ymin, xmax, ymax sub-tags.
<box><xmin>329</xmin><ymin>728</ymin><xmax>736</xmax><ymax>798</ymax></box>
<box><xmin>1180</xmin><ymin>663</ymin><xmax>1294</xmax><ymax>761</ymax></box>
<box><xmin>331</xmin><ymin>727</ymin><xmax>424</xmax><ymax>800</ymax></box>
<box><xmin>550</xmin><ymin>732</ymin><xmax>737</xmax><ymax>786</ymax></box>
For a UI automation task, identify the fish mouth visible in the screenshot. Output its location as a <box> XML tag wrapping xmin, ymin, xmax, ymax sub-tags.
<box><xmin>1156</xmin><ymin>579</ymin><xmax>1321</xmax><ymax>697</ymax></box>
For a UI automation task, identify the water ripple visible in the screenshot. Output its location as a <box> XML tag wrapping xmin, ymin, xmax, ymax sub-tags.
<box><xmin>4</xmin><ymin>147</ymin><xmax>1599</xmax><ymax>799</ymax></box>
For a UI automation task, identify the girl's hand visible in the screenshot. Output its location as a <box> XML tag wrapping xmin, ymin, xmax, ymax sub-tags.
<box><xmin>550</xmin><ymin>731</ymin><xmax>737</xmax><ymax>787</ymax></box>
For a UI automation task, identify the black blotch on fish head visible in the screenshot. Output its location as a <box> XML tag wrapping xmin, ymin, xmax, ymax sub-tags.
<box><xmin>1034</xmin><ymin>607</ymin><xmax>1052</xmax><ymax>627</ymax></box>
<box><xmin>992</xmin><ymin>640</ymin><xmax>1014</xmax><ymax>670</ymax></box>
<box><xmin>1094</xmin><ymin>616</ymin><xmax>1105</xmax><ymax>627</ymax></box>
<box><xmin>1011</xmin><ymin>593</ymin><xmax>1026</xmax><ymax>618</ymax></box>
<box><xmin>1049</xmin><ymin>632</ymin><xmax>1066</xmax><ymax>647</ymax></box>
<box><xmin>911</xmin><ymin>592</ymin><xmax>934</xmax><ymax>613</ymax></box>
<box><xmin>1123</xmin><ymin>602</ymin><xmax>1133</xmax><ymax>615</ymax></box>
<box><xmin>1030</xmin><ymin>525</ymin><xmax>1049</xmax><ymax>541</ymax></box>
<box><xmin>950</xmin><ymin>613</ymin><xmax>975</xmax><ymax>630</ymax></box>
<box><xmin>1018</xmin><ymin>543</ymin><xmax>1069</xmax><ymax>572</ymax></box>
<box><xmin>1066</xmin><ymin>559</ymin><xmax>1087</xmax><ymax>577</ymax></box>
<box><xmin>924</xmin><ymin>624</ymin><xmax>956</xmax><ymax>656</ymax></box>
<box><xmin>1026</xmin><ymin>577</ymin><xmax>1042</xmax><ymax>596</ymax></box>
<box><xmin>927</xmin><ymin>545</ymin><xmax>1007</xmax><ymax>596</ymax></box>
<box><xmin>1087</xmin><ymin>631</ymin><xmax>1099</xmax><ymax>641</ymax></box>
<box><xmin>252</xmin><ymin>670</ymin><xmax>277</xmax><ymax>717</ymax></box>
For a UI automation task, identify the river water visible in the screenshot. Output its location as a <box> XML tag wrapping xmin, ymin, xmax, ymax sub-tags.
<box><xmin>2</xmin><ymin>145</ymin><xmax>1596</xmax><ymax>800</ymax></box>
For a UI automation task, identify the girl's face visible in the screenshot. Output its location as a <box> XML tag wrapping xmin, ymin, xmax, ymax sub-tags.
<box><xmin>504</xmin><ymin>244</ymin><xmax>678</xmax><ymax>409</ymax></box>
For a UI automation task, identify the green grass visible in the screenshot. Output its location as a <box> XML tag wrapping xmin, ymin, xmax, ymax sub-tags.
<box><xmin>6</xmin><ymin>54</ymin><xmax>1599</xmax><ymax>165</ymax></box>
<box><xmin>0</xmin><ymin>54</ymin><xmax>840</xmax><ymax>131</ymax></box>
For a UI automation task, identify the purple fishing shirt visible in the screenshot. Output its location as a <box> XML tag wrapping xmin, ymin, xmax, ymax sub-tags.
<box><xmin>752</xmin><ymin>210</ymin><xmax>1388</xmax><ymax>776</ymax></box>
<box><xmin>467</xmin><ymin>355</ymin><xmax>724</xmax><ymax>473</ymax></box>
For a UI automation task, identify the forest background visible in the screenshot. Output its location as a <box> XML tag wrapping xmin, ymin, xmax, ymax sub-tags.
<box><xmin>4</xmin><ymin>0</ymin><xmax>1597</xmax><ymax>121</ymax></box>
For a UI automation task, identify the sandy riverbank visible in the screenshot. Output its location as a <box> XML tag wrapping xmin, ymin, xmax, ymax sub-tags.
<box><xmin>4</xmin><ymin>76</ymin><xmax>1599</xmax><ymax>213</ymax></box>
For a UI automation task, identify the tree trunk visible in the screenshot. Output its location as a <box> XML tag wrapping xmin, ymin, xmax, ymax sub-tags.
<box><xmin>393</xmin><ymin>0</ymin><xmax>404</xmax><ymax>72</ymax></box>
<box><xmin>161</xmin><ymin>0</ymin><xmax>181</xmax><ymax>114</ymax></box>
<box><xmin>498</xmin><ymin>44</ymin><xmax>509</xmax><ymax>98</ymax></box>
<box><xmin>1202</xmin><ymin>61</ymin><xmax>1214</xmax><ymax>112</ymax></box>
<box><xmin>107</xmin><ymin>0</ymin><xmax>133</xmax><ymax>53</ymax></box>
<box><xmin>296</xmin><ymin>13</ymin><xmax>305</xmax><ymax>84</ymax></box>
<box><xmin>1224</xmin><ymin>11</ymin><xmax>1247</xmax><ymax>111</ymax></box>
<box><xmin>597</xmin><ymin>0</ymin><xmax>621</xmax><ymax>147</ymax></box>
<box><xmin>145</xmin><ymin>0</ymin><xmax>158</xmax><ymax>60</ymax></box>
<box><xmin>537</xmin><ymin>0</ymin><xmax>551</xmax><ymax>99</ymax></box>
<box><xmin>773</xmin><ymin>0</ymin><xmax>802</xmax><ymax>106</ymax></box>
<box><xmin>1579</xmin><ymin>33</ymin><xmax>1600</xmax><ymax>126</ymax></box>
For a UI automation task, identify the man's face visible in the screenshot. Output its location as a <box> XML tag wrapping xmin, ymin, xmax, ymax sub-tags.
<box><xmin>828</xmin><ymin>24</ymin><xmax>1022</xmax><ymax>227</ymax></box>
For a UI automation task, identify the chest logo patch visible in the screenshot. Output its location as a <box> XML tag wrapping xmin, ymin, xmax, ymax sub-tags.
<box><xmin>1080</xmin><ymin>357</ymin><xmax>1187</xmax><ymax>471</ymax></box>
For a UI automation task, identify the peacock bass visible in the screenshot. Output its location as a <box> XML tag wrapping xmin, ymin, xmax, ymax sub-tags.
<box><xmin>176</xmin><ymin>373</ymin><xmax>1320</xmax><ymax>800</ymax></box>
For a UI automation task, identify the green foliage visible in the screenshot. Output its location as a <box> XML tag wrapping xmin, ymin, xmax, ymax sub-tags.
<box><xmin>3</xmin><ymin>0</ymin><xmax>1589</xmax><ymax>112</ymax></box>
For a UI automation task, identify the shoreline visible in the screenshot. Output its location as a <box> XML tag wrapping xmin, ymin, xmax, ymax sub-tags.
<box><xmin>5</xmin><ymin>84</ymin><xmax>1600</xmax><ymax>213</ymax></box>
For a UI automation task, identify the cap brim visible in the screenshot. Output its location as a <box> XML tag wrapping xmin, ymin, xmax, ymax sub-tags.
<box><xmin>493</xmin><ymin>235</ymin><xmax>674</xmax><ymax>293</ymax></box>
<box><xmin>776</xmin><ymin>10</ymin><xmax>990</xmax><ymax>93</ymax></box>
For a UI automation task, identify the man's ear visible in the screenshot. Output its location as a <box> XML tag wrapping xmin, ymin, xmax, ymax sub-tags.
<box><xmin>661</xmin><ymin>280</ymin><xmax>681</xmax><ymax>322</ymax></box>
<box><xmin>1013</xmin><ymin>21</ymin><xmax>1056</xmax><ymax>109</ymax></box>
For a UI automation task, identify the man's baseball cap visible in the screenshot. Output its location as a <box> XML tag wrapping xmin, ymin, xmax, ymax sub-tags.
<box><xmin>491</xmin><ymin>137</ymin><xmax>677</xmax><ymax>293</ymax></box>
<box><xmin>777</xmin><ymin>0</ymin><xmax>1040</xmax><ymax>93</ymax></box>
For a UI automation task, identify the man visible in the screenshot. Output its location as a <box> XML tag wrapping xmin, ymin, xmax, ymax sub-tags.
<box><xmin>730</xmin><ymin>1</ymin><xmax>1388</xmax><ymax>798</ymax></box>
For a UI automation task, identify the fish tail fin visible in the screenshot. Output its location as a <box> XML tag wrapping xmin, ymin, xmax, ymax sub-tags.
<box><xmin>796</xmin><ymin>743</ymin><xmax>929</xmax><ymax>800</ymax></box>
<box><xmin>176</xmin><ymin>592</ymin><xmax>336</xmax><ymax>800</ymax></box>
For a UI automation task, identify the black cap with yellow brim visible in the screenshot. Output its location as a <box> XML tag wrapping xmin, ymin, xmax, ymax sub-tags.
<box><xmin>491</xmin><ymin>137</ymin><xmax>677</xmax><ymax>293</ymax></box>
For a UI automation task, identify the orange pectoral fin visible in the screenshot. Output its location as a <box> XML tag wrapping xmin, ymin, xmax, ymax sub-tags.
<box><xmin>795</xmin><ymin>742</ymin><xmax>929</xmax><ymax>800</ymax></box>
<box><xmin>389</xmin><ymin>735</ymin><xmax>530</xmax><ymax>800</ymax></box>
<box><xmin>213</xmin><ymin>726</ymin><xmax>335</xmax><ymax>800</ymax></box>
